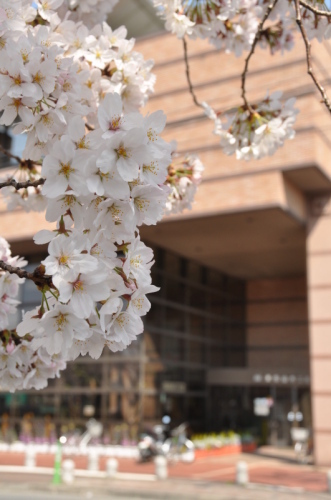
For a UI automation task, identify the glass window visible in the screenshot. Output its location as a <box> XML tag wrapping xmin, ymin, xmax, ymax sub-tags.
<box><xmin>210</xmin><ymin>320</ymin><xmax>227</xmax><ymax>342</ymax></box>
<box><xmin>210</xmin><ymin>344</ymin><xmax>226</xmax><ymax>367</ymax></box>
<box><xmin>163</xmin><ymin>395</ymin><xmax>185</xmax><ymax>422</ymax></box>
<box><xmin>187</xmin><ymin>260</ymin><xmax>201</xmax><ymax>283</ymax></box>
<box><xmin>189</xmin><ymin>340</ymin><xmax>206</xmax><ymax>364</ymax></box>
<box><xmin>189</xmin><ymin>313</ymin><xmax>206</xmax><ymax>337</ymax></box>
<box><xmin>161</xmin><ymin>334</ymin><xmax>185</xmax><ymax>361</ymax></box>
<box><xmin>143</xmin><ymin>395</ymin><xmax>162</xmax><ymax>420</ymax></box>
<box><xmin>59</xmin><ymin>394</ymin><xmax>101</xmax><ymax>420</ymax></box>
<box><xmin>103</xmin><ymin>363</ymin><xmax>139</xmax><ymax>390</ymax></box>
<box><xmin>189</xmin><ymin>286</ymin><xmax>206</xmax><ymax>309</ymax></box>
<box><xmin>188</xmin><ymin>396</ymin><xmax>206</xmax><ymax>426</ymax></box>
<box><xmin>165</xmin><ymin>277</ymin><xmax>186</xmax><ymax>305</ymax></box>
<box><xmin>151</xmin><ymin>268</ymin><xmax>163</xmax><ymax>288</ymax></box>
<box><xmin>226</xmin><ymin>348</ymin><xmax>245</xmax><ymax>367</ymax></box>
<box><xmin>63</xmin><ymin>363</ymin><xmax>103</xmax><ymax>388</ymax></box>
<box><xmin>164</xmin><ymin>306</ymin><xmax>186</xmax><ymax>332</ymax></box>
<box><xmin>160</xmin><ymin>367</ymin><xmax>185</xmax><ymax>384</ymax></box>
<box><xmin>164</xmin><ymin>251</ymin><xmax>180</xmax><ymax>277</ymax></box>
<box><xmin>187</xmin><ymin>369</ymin><xmax>205</xmax><ymax>391</ymax></box>
<box><xmin>145</xmin><ymin>331</ymin><xmax>162</xmax><ymax>360</ymax></box>
<box><xmin>210</xmin><ymin>294</ymin><xmax>228</xmax><ymax>317</ymax></box>
<box><xmin>145</xmin><ymin>299</ymin><xmax>165</xmax><ymax>327</ymax></box>
<box><xmin>144</xmin><ymin>363</ymin><xmax>163</xmax><ymax>390</ymax></box>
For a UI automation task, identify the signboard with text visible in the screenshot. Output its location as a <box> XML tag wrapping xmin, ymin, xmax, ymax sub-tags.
<box><xmin>254</xmin><ymin>397</ymin><xmax>274</xmax><ymax>416</ymax></box>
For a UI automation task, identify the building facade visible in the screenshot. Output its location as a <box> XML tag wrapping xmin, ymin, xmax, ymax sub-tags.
<box><xmin>1</xmin><ymin>28</ymin><xmax>331</xmax><ymax>464</ymax></box>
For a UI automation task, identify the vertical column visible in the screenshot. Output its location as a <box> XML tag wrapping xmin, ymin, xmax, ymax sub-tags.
<box><xmin>307</xmin><ymin>195</ymin><xmax>331</xmax><ymax>465</ymax></box>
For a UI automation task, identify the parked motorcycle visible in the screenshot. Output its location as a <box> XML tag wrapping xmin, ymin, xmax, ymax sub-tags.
<box><xmin>137</xmin><ymin>423</ymin><xmax>169</xmax><ymax>462</ymax></box>
<box><xmin>137</xmin><ymin>419</ymin><xmax>195</xmax><ymax>463</ymax></box>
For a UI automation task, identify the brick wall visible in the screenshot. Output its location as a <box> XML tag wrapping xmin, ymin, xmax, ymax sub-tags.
<box><xmin>246</xmin><ymin>277</ymin><xmax>309</xmax><ymax>371</ymax></box>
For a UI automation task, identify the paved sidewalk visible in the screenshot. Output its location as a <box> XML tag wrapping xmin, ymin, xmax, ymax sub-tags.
<box><xmin>1</xmin><ymin>446</ymin><xmax>330</xmax><ymax>497</ymax></box>
<box><xmin>2</xmin><ymin>447</ymin><xmax>328</xmax><ymax>493</ymax></box>
<box><xmin>0</xmin><ymin>474</ymin><xmax>331</xmax><ymax>500</ymax></box>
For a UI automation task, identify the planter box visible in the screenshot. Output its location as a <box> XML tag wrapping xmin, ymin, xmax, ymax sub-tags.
<box><xmin>195</xmin><ymin>442</ymin><xmax>256</xmax><ymax>459</ymax></box>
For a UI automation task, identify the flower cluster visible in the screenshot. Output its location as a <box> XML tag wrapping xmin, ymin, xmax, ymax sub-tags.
<box><xmin>0</xmin><ymin>1</ymin><xmax>155</xmax><ymax>167</ymax></box>
<box><xmin>58</xmin><ymin>0</ymin><xmax>119</xmax><ymax>27</ymax></box>
<box><xmin>165</xmin><ymin>153</ymin><xmax>204</xmax><ymax>214</ymax></box>
<box><xmin>0</xmin><ymin>238</ymin><xmax>26</xmax><ymax>331</ymax></box>
<box><xmin>153</xmin><ymin>0</ymin><xmax>331</xmax><ymax>55</ymax></box>
<box><xmin>0</xmin><ymin>333</ymin><xmax>67</xmax><ymax>392</ymax></box>
<box><xmin>154</xmin><ymin>1</ymin><xmax>327</xmax><ymax>160</ymax></box>
<box><xmin>0</xmin><ymin>237</ymin><xmax>66</xmax><ymax>392</ymax></box>
<box><xmin>0</xmin><ymin>1</ymin><xmax>177</xmax><ymax>391</ymax></box>
<box><xmin>208</xmin><ymin>92</ymin><xmax>298</xmax><ymax>160</ymax></box>
<box><xmin>14</xmin><ymin>90</ymin><xmax>170</xmax><ymax>367</ymax></box>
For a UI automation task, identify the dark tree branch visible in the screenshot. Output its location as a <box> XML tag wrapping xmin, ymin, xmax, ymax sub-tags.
<box><xmin>0</xmin><ymin>144</ymin><xmax>39</xmax><ymax>171</ymax></box>
<box><xmin>241</xmin><ymin>0</ymin><xmax>279</xmax><ymax>113</ymax></box>
<box><xmin>0</xmin><ymin>144</ymin><xmax>22</xmax><ymax>165</ymax></box>
<box><xmin>0</xmin><ymin>260</ymin><xmax>53</xmax><ymax>288</ymax></box>
<box><xmin>182</xmin><ymin>37</ymin><xmax>203</xmax><ymax>109</ymax></box>
<box><xmin>295</xmin><ymin>0</ymin><xmax>331</xmax><ymax>114</ymax></box>
<box><xmin>0</xmin><ymin>178</ymin><xmax>45</xmax><ymax>190</ymax></box>
<box><xmin>299</xmin><ymin>0</ymin><xmax>331</xmax><ymax>17</ymax></box>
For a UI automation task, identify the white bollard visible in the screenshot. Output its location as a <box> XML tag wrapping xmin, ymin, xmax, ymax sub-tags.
<box><xmin>155</xmin><ymin>455</ymin><xmax>168</xmax><ymax>480</ymax></box>
<box><xmin>327</xmin><ymin>470</ymin><xmax>331</xmax><ymax>493</ymax></box>
<box><xmin>236</xmin><ymin>461</ymin><xmax>249</xmax><ymax>486</ymax></box>
<box><xmin>25</xmin><ymin>447</ymin><xmax>36</xmax><ymax>468</ymax></box>
<box><xmin>62</xmin><ymin>459</ymin><xmax>75</xmax><ymax>484</ymax></box>
<box><xmin>106</xmin><ymin>458</ymin><xmax>118</xmax><ymax>478</ymax></box>
<box><xmin>87</xmin><ymin>450</ymin><xmax>99</xmax><ymax>471</ymax></box>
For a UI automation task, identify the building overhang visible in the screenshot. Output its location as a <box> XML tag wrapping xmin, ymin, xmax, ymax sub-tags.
<box><xmin>283</xmin><ymin>164</ymin><xmax>331</xmax><ymax>193</ymax></box>
<box><xmin>141</xmin><ymin>205</ymin><xmax>307</xmax><ymax>280</ymax></box>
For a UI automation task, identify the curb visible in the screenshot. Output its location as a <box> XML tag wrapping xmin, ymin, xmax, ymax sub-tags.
<box><xmin>0</xmin><ymin>465</ymin><xmax>156</xmax><ymax>482</ymax></box>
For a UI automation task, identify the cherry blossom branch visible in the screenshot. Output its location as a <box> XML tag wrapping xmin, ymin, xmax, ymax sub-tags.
<box><xmin>299</xmin><ymin>0</ymin><xmax>331</xmax><ymax>17</ymax></box>
<box><xmin>0</xmin><ymin>144</ymin><xmax>39</xmax><ymax>171</ymax></box>
<box><xmin>241</xmin><ymin>0</ymin><xmax>279</xmax><ymax>113</ymax></box>
<box><xmin>295</xmin><ymin>0</ymin><xmax>331</xmax><ymax>114</ymax></box>
<box><xmin>0</xmin><ymin>178</ymin><xmax>45</xmax><ymax>190</ymax></box>
<box><xmin>182</xmin><ymin>37</ymin><xmax>203</xmax><ymax>109</ymax></box>
<box><xmin>0</xmin><ymin>144</ymin><xmax>23</xmax><ymax>165</ymax></box>
<box><xmin>0</xmin><ymin>260</ymin><xmax>53</xmax><ymax>288</ymax></box>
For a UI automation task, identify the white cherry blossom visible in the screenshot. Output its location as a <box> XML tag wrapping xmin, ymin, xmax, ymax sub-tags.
<box><xmin>0</xmin><ymin>0</ymin><xmax>174</xmax><ymax>392</ymax></box>
<box><xmin>41</xmin><ymin>233</ymin><xmax>98</xmax><ymax>280</ymax></box>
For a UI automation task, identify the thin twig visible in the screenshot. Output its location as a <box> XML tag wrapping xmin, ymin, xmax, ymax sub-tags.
<box><xmin>0</xmin><ymin>144</ymin><xmax>22</xmax><ymax>164</ymax></box>
<box><xmin>295</xmin><ymin>0</ymin><xmax>331</xmax><ymax>114</ymax></box>
<box><xmin>299</xmin><ymin>0</ymin><xmax>331</xmax><ymax>17</ymax></box>
<box><xmin>182</xmin><ymin>37</ymin><xmax>203</xmax><ymax>109</ymax></box>
<box><xmin>0</xmin><ymin>144</ymin><xmax>38</xmax><ymax>171</ymax></box>
<box><xmin>241</xmin><ymin>0</ymin><xmax>279</xmax><ymax>113</ymax></box>
<box><xmin>0</xmin><ymin>178</ymin><xmax>45</xmax><ymax>190</ymax></box>
<box><xmin>0</xmin><ymin>261</ymin><xmax>53</xmax><ymax>288</ymax></box>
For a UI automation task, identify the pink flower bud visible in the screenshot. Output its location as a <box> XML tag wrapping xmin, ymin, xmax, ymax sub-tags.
<box><xmin>6</xmin><ymin>341</ymin><xmax>15</xmax><ymax>354</ymax></box>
